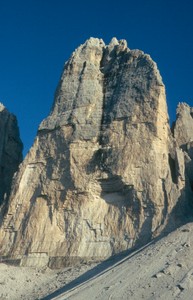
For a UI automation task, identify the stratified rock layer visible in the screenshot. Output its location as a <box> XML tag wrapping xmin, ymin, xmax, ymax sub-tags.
<box><xmin>0</xmin><ymin>103</ymin><xmax>23</xmax><ymax>205</ymax></box>
<box><xmin>0</xmin><ymin>38</ymin><xmax>192</xmax><ymax>267</ymax></box>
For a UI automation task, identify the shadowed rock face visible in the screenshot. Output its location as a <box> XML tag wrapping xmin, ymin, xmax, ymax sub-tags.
<box><xmin>0</xmin><ymin>103</ymin><xmax>23</xmax><ymax>206</ymax></box>
<box><xmin>0</xmin><ymin>38</ymin><xmax>192</xmax><ymax>268</ymax></box>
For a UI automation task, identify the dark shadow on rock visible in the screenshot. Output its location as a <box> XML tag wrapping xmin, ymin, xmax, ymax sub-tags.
<box><xmin>161</xmin><ymin>188</ymin><xmax>193</xmax><ymax>238</ymax></box>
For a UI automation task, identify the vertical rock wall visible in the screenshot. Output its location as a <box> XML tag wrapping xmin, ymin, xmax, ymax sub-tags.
<box><xmin>0</xmin><ymin>103</ymin><xmax>23</xmax><ymax>205</ymax></box>
<box><xmin>0</xmin><ymin>38</ymin><xmax>192</xmax><ymax>267</ymax></box>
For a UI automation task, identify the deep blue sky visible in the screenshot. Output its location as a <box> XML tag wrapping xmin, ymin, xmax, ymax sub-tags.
<box><xmin>0</xmin><ymin>0</ymin><xmax>193</xmax><ymax>155</ymax></box>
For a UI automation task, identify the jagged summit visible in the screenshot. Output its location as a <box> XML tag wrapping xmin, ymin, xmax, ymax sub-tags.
<box><xmin>0</xmin><ymin>38</ymin><xmax>193</xmax><ymax>268</ymax></box>
<box><xmin>72</xmin><ymin>37</ymin><xmax>126</xmax><ymax>51</ymax></box>
<box><xmin>39</xmin><ymin>37</ymin><xmax>163</xmax><ymax>134</ymax></box>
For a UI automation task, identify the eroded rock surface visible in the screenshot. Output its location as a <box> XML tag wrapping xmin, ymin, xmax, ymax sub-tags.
<box><xmin>0</xmin><ymin>38</ymin><xmax>192</xmax><ymax>267</ymax></box>
<box><xmin>0</xmin><ymin>103</ymin><xmax>23</xmax><ymax>205</ymax></box>
<box><xmin>172</xmin><ymin>103</ymin><xmax>193</xmax><ymax>215</ymax></box>
<box><xmin>174</xmin><ymin>103</ymin><xmax>193</xmax><ymax>148</ymax></box>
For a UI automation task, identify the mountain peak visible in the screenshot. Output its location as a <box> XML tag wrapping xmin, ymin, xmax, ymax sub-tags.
<box><xmin>0</xmin><ymin>38</ymin><xmax>192</xmax><ymax>269</ymax></box>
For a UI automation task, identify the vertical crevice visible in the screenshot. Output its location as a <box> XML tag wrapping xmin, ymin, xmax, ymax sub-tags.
<box><xmin>168</xmin><ymin>154</ymin><xmax>177</xmax><ymax>184</ymax></box>
<box><xmin>161</xmin><ymin>179</ymin><xmax>169</xmax><ymax>225</ymax></box>
<box><xmin>98</xmin><ymin>47</ymin><xmax>109</xmax><ymax>147</ymax></box>
<box><xmin>170</xmin><ymin>121</ymin><xmax>176</xmax><ymax>137</ymax></box>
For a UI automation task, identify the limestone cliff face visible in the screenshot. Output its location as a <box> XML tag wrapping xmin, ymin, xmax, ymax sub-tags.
<box><xmin>0</xmin><ymin>103</ymin><xmax>23</xmax><ymax>205</ymax></box>
<box><xmin>174</xmin><ymin>103</ymin><xmax>193</xmax><ymax>148</ymax></box>
<box><xmin>0</xmin><ymin>38</ymin><xmax>191</xmax><ymax>267</ymax></box>
<box><xmin>172</xmin><ymin>103</ymin><xmax>193</xmax><ymax>211</ymax></box>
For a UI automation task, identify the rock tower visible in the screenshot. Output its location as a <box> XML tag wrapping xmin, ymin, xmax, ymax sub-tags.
<box><xmin>0</xmin><ymin>38</ymin><xmax>192</xmax><ymax>267</ymax></box>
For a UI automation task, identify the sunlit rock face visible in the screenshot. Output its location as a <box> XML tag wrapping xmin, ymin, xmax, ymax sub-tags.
<box><xmin>0</xmin><ymin>103</ymin><xmax>23</xmax><ymax>205</ymax></box>
<box><xmin>0</xmin><ymin>38</ymin><xmax>192</xmax><ymax>268</ymax></box>
<box><xmin>172</xmin><ymin>102</ymin><xmax>193</xmax><ymax>214</ymax></box>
